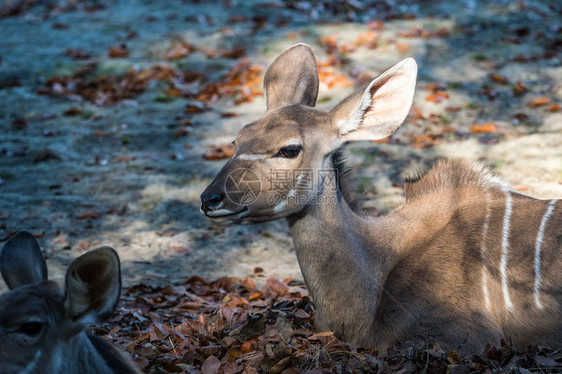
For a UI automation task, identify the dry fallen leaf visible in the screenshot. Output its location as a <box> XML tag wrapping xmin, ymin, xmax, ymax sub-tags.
<box><xmin>173</xmin><ymin>127</ymin><xmax>191</xmax><ymax>138</ymax></box>
<box><xmin>471</xmin><ymin>123</ymin><xmax>497</xmax><ymax>133</ymax></box>
<box><xmin>164</xmin><ymin>87</ymin><xmax>183</xmax><ymax>97</ymax></box>
<box><xmin>164</xmin><ymin>246</ymin><xmax>190</xmax><ymax>256</ymax></box>
<box><xmin>202</xmin><ymin>144</ymin><xmax>236</xmax><ymax>160</ymax></box>
<box><xmin>77</xmin><ymin>240</ymin><xmax>91</xmax><ymax>250</ymax></box>
<box><xmin>489</xmin><ymin>73</ymin><xmax>509</xmax><ymax>84</ymax></box>
<box><xmin>398</xmin><ymin>27</ymin><xmax>422</xmax><ymax>37</ymax></box>
<box><xmin>295</xmin><ymin>309</ymin><xmax>311</xmax><ymax>320</ymax></box>
<box><xmin>65</xmin><ymin>48</ymin><xmax>91</xmax><ymax>60</ymax></box>
<box><xmin>108</xmin><ymin>45</ymin><xmax>129</xmax><ymax>58</ymax></box>
<box><xmin>534</xmin><ymin>354</ymin><xmax>558</xmax><ymax>368</ymax></box>
<box><xmin>77</xmin><ymin>211</ymin><xmax>101</xmax><ymax>219</ymax></box>
<box><xmin>547</xmin><ymin>103</ymin><xmax>560</xmax><ymax>112</ymax></box>
<box><xmin>426</xmin><ymin>91</ymin><xmax>449</xmax><ymax>103</ymax></box>
<box><xmin>63</xmin><ymin>107</ymin><xmax>84</xmax><ymax>116</ymax></box>
<box><xmin>527</xmin><ymin>96</ymin><xmax>550</xmax><ymax>108</ymax></box>
<box><xmin>185</xmin><ymin>104</ymin><xmax>205</xmax><ymax>114</ymax></box>
<box><xmin>445</xmin><ymin>106</ymin><xmax>462</xmax><ymax>112</ymax></box>
<box><xmin>115</xmin><ymin>155</ymin><xmax>135</xmax><ymax>162</ymax></box>
<box><xmin>34</xmin><ymin>150</ymin><xmax>58</xmax><ymax>163</ymax></box>
<box><xmin>164</xmin><ymin>42</ymin><xmax>193</xmax><ymax>60</ymax></box>
<box><xmin>367</xmin><ymin>20</ymin><xmax>384</xmax><ymax>30</ymax></box>
<box><xmin>512</xmin><ymin>81</ymin><xmax>528</xmax><ymax>96</ymax></box>
<box><xmin>219</xmin><ymin>46</ymin><xmax>246</xmax><ymax>59</ymax></box>
<box><xmin>353</xmin><ymin>31</ymin><xmax>378</xmax><ymax>48</ymax></box>
<box><xmin>286</xmin><ymin>31</ymin><xmax>300</xmax><ymax>39</ymax></box>
<box><xmin>395</xmin><ymin>43</ymin><xmax>411</xmax><ymax>52</ymax></box>
<box><xmin>513</xmin><ymin>113</ymin><xmax>529</xmax><ymax>123</ymax></box>
<box><xmin>447</xmin><ymin>351</ymin><xmax>461</xmax><ymax>364</ymax></box>
<box><xmin>12</xmin><ymin>118</ymin><xmax>27</xmax><ymax>129</ymax></box>
<box><xmin>319</xmin><ymin>35</ymin><xmax>338</xmax><ymax>51</ymax></box>
<box><xmin>423</xmin><ymin>82</ymin><xmax>446</xmax><ymax>92</ymax></box>
<box><xmin>262</xmin><ymin>277</ymin><xmax>289</xmax><ymax>297</ymax></box>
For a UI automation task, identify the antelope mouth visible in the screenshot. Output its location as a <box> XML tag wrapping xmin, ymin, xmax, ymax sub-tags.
<box><xmin>204</xmin><ymin>206</ymin><xmax>249</xmax><ymax>219</ymax></box>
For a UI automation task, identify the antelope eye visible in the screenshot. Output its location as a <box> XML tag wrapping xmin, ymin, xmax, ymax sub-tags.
<box><xmin>17</xmin><ymin>321</ymin><xmax>44</xmax><ymax>336</ymax></box>
<box><xmin>275</xmin><ymin>145</ymin><xmax>302</xmax><ymax>159</ymax></box>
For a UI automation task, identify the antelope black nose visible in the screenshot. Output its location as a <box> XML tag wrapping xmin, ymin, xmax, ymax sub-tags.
<box><xmin>200</xmin><ymin>192</ymin><xmax>224</xmax><ymax>212</ymax></box>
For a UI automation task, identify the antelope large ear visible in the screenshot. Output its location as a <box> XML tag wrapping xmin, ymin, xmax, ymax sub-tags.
<box><xmin>0</xmin><ymin>231</ymin><xmax>48</xmax><ymax>290</ymax></box>
<box><xmin>64</xmin><ymin>247</ymin><xmax>121</xmax><ymax>325</ymax></box>
<box><xmin>264</xmin><ymin>43</ymin><xmax>319</xmax><ymax>110</ymax></box>
<box><xmin>331</xmin><ymin>58</ymin><xmax>417</xmax><ymax>141</ymax></box>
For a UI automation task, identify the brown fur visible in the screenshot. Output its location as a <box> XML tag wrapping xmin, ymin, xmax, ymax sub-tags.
<box><xmin>201</xmin><ymin>44</ymin><xmax>561</xmax><ymax>353</ymax></box>
<box><xmin>404</xmin><ymin>159</ymin><xmax>507</xmax><ymax>201</ymax></box>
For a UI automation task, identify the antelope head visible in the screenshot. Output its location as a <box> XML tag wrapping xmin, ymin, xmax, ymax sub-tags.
<box><xmin>200</xmin><ymin>44</ymin><xmax>417</xmax><ymax>224</ymax></box>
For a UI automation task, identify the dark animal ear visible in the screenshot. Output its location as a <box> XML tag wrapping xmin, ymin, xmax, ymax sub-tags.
<box><xmin>264</xmin><ymin>43</ymin><xmax>319</xmax><ymax>110</ymax></box>
<box><xmin>64</xmin><ymin>247</ymin><xmax>121</xmax><ymax>325</ymax></box>
<box><xmin>0</xmin><ymin>231</ymin><xmax>48</xmax><ymax>290</ymax></box>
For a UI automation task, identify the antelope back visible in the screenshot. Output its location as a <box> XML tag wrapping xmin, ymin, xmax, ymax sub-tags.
<box><xmin>0</xmin><ymin>231</ymin><xmax>139</xmax><ymax>374</ymax></box>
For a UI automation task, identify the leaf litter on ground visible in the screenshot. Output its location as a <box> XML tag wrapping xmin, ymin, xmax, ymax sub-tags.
<box><xmin>94</xmin><ymin>276</ymin><xmax>562</xmax><ymax>373</ymax></box>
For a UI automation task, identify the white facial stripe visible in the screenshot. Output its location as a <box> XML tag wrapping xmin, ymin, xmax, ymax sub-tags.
<box><xmin>273</xmin><ymin>201</ymin><xmax>285</xmax><ymax>214</ymax></box>
<box><xmin>237</xmin><ymin>154</ymin><xmax>266</xmax><ymax>160</ymax></box>
<box><xmin>534</xmin><ymin>199</ymin><xmax>557</xmax><ymax>309</ymax></box>
<box><xmin>236</xmin><ymin>139</ymin><xmax>301</xmax><ymax>161</ymax></box>
<box><xmin>20</xmin><ymin>350</ymin><xmax>41</xmax><ymax>374</ymax></box>
<box><xmin>206</xmin><ymin>209</ymin><xmax>234</xmax><ymax>217</ymax></box>
<box><xmin>283</xmin><ymin>139</ymin><xmax>302</xmax><ymax>146</ymax></box>
<box><xmin>481</xmin><ymin>191</ymin><xmax>492</xmax><ymax>310</ymax></box>
<box><xmin>273</xmin><ymin>190</ymin><xmax>296</xmax><ymax>214</ymax></box>
<box><xmin>500</xmin><ymin>191</ymin><xmax>514</xmax><ymax>311</ymax></box>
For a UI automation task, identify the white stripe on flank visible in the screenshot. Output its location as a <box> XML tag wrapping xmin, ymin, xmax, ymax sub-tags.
<box><xmin>534</xmin><ymin>199</ymin><xmax>557</xmax><ymax>309</ymax></box>
<box><xmin>481</xmin><ymin>191</ymin><xmax>492</xmax><ymax>310</ymax></box>
<box><xmin>500</xmin><ymin>191</ymin><xmax>514</xmax><ymax>311</ymax></box>
<box><xmin>237</xmin><ymin>154</ymin><xmax>266</xmax><ymax>160</ymax></box>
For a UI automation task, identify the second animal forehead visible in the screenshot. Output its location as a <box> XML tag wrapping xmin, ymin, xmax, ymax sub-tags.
<box><xmin>0</xmin><ymin>283</ymin><xmax>61</xmax><ymax>322</ymax></box>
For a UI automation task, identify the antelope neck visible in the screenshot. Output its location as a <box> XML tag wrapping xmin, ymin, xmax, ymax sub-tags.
<box><xmin>286</xmin><ymin>157</ymin><xmax>396</xmax><ymax>335</ymax></box>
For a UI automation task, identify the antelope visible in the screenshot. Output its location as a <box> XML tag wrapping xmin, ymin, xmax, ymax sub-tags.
<box><xmin>200</xmin><ymin>44</ymin><xmax>562</xmax><ymax>353</ymax></box>
<box><xmin>0</xmin><ymin>231</ymin><xmax>140</xmax><ymax>374</ymax></box>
